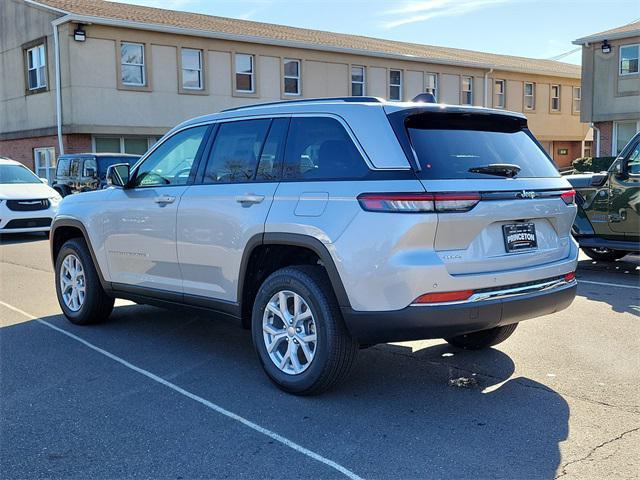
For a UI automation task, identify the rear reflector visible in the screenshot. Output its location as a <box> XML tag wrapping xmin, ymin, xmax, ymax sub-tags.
<box><xmin>413</xmin><ymin>290</ymin><xmax>474</xmax><ymax>304</ymax></box>
<box><xmin>564</xmin><ymin>272</ymin><xmax>576</xmax><ymax>282</ymax></box>
<box><xmin>560</xmin><ymin>190</ymin><xmax>576</xmax><ymax>205</ymax></box>
<box><xmin>357</xmin><ymin>192</ymin><xmax>480</xmax><ymax>213</ymax></box>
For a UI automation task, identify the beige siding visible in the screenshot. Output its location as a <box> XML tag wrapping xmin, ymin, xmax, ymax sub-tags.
<box><xmin>367</xmin><ymin>67</ymin><xmax>387</xmax><ymax>98</ymax></box>
<box><xmin>440</xmin><ymin>74</ymin><xmax>459</xmax><ymax>104</ymax></box>
<box><xmin>405</xmin><ymin>71</ymin><xmax>423</xmax><ymax>100</ymax></box>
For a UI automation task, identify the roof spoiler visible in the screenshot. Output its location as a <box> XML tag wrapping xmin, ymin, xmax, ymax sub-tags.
<box><xmin>412</xmin><ymin>93</ymin><xmax>437</xmax><ymax>103</ymax></box>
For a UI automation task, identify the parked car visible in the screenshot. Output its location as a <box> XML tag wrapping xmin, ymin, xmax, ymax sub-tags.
<box><xmin>567</xmin><ymin>132</ymin><xmax>640</xmax><ymax>261</ymax></box>
<box><xmin>0</xmin><ymin>157</ymin><xmax>61</xmax><ymax>234</ymax></box>
<box><xmin>52</xmin><ymin>153</ymin><xmax>140</xmax><ymax>196</ymax></box>
<box><xmin>50</xmin><ymin>98</ymin><xmax>578</xmax><ymax>394</ymax></box>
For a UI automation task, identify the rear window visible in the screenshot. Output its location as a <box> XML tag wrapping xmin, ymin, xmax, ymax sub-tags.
<box><xmin>401</xmin><ymin>112</ymin><xmax>559</xmax><ymax>179</ymax></box>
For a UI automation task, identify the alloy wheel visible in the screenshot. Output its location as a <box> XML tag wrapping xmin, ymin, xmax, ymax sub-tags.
<box><xmin>60</xmin><ymin>253</ymin><xmax>86</xmax><ymax>312</ymax></box>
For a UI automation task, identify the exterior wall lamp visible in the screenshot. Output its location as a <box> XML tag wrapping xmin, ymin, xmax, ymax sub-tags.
<box><xmin>74</xmin><ymin>24</ymin><xmax>86</xmax><ymax>42</ymax></box>
<box><xmin>601</xmin><ymin>40</ymin><xmax>611</xmax><ymax>54</ymax></box>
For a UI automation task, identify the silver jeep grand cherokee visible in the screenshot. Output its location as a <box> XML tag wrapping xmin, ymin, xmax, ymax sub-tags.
<box><xmin>50</xmin><ymin>97</ymin><xmax>578</xmax><ymax>394</ymax></box>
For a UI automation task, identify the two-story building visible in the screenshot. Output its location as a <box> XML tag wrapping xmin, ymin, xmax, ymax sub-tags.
<box><xmin>1</xmin><ymin>0</ymin><xmax>589</xmax><ymax>182</ymax></box>
<box><xmin>574</xmin><ymin>21</ymin><xmax>640</xmax><ymax>156</ymax></box>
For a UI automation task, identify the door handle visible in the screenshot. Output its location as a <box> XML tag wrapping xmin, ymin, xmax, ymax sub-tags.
<box><xmin>236</xmin><ymin>194</ymin><xmax>265</xmax><ymax>205</ymax></box>
<box><xmin>154</xmin><ymin>195</ymin><xmax>176</xmax><ymax>205</ymax></box>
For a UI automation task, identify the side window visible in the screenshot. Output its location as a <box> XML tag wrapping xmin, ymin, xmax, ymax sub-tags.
<box><xmin>256</xmin><ymin>118</ymin><xmax>288</xmax><ymax>182</ymax></box>
<box><xmin>83</xmin><ymin>158</ymin><xmax>97</xmax><ymax>177</ymax></box>
<box><xmin>625</xmin><ymin>142</ymin><xmax>640</xmax><ymax>175</ymax></box>
<box><xmin>132</xmin><ymin>126</ymin><xmax>207</xmax><ymax>187</ymax></box>
<box><xmin>69</xmin><ymin>158</ymin><xmax>81</xmax><ymax>177</ymax></box>
<box><xmin>56</xmin><ymin>158</ymin><xmax>70</xmax><ymax>177</ymax></box>
<box><xmin>203</xmin><ymin>119</ymin><xmax>271</xmax><ymax>184</ymax></box>
<box><xmin>283</xmin><ymin>117</ymin><xmax>369</xmax><ymax>180</ymax></box>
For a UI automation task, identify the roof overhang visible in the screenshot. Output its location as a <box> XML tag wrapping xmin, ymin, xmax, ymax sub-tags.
<box><xmin>573</xmin><ymin>28</ymin><xmax>640</xmax><ymax>46</ymax></box>
<box><xmin>26</xmin><ymin>0</ymin><xmax>580</xmax><ymax>79</ymax></box>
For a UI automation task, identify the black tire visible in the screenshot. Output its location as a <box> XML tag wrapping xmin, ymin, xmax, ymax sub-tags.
<box><xmin>445</xmin><ymin>323</ymin><xmax>518</xmax><ymax>350</ymax></box>
<box><xmin>55</xmin><ymin>238</ymin><xmax>114</xmax><ymax>325</ymax></box>
<box><xmin>251</xmin><ymin>266</ymin><xmax>358</xmax><ymax>395</ymax></box>
<box><xmin>582</xmin><ymin>247</ymin><xmax>628</xmax><ymax>262</ymax></box>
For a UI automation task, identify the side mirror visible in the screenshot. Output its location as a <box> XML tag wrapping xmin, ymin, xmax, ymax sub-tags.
<box><xmin>106</xmin><ymin>163</ymin><xmax>130</xmax><ymax>187</ymax></box>
<box><xmin>40</xmin><ymin>177</ymin><xmax>49</xmax><ymax>185</ymax></box>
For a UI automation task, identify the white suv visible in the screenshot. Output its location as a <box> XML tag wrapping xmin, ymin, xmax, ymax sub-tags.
<box><xmin>50</xmin><ymin>98</ymin><xmax>578</xmax><ymax>394</ymax></box>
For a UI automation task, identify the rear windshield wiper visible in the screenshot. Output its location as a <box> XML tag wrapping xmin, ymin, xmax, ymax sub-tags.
<box><xmin>468</xmin><ymin>164</ymin><xmax>521</xmax><ymax>178</ymax></box>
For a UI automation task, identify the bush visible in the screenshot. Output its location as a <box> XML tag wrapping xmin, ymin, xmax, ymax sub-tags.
<box><xmin>572</xmin><ymin>156</ymin><xmax>616</xmax><ymax>173</ymax></box>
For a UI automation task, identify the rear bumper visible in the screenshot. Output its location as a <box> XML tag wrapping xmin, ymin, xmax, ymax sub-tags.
<box><xmin>574</xmin><ymin>235</ymin><xmax>640</xmax><ymax>253</ymax></box>
<box><xmin>342</xmin><ymin>280</ymin><xmax>577</xmax><ymax>344</ymax></box>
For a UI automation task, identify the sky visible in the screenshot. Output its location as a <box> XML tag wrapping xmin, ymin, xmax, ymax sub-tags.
<box><xmin>114</xmin><ymin>0</ymin><xmax>640</xmax><ymax>65</ymax></box>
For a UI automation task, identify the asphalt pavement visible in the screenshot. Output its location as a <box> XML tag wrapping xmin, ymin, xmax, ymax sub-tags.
<box><xmin>1</xmin><ymin>233</ymin><xmax>638</xmax><ymax>479</ymax></box>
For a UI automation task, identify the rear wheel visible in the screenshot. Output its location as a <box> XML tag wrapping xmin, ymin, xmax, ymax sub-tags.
<box><xmin>445</xmin><ymin>323</ymin><xmax>518</xmax><ymax>350</ymax></box>
<box><xmin>251</xmin><ymin>266</ymin><xmax>358</xmax><ymax>395</ymax></box>
<box><xmin>582</xmin><ymin>247</ymin><xmax>628</xmax><ymax>262</ymax></box>
<box><xmin>55</xmin><ymin>238</ymin><xmax>114</xmax><ymax>325</ymax></box>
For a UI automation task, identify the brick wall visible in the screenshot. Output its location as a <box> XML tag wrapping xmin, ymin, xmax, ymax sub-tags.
<box><xmin>551</xmin><ymin>140</ymin><xmax>583</xmax><ymax>168</ymax></box>
<box><xmin>0</xmin><ymin>134</ymin><xmax>92</xmax><ymax>170</ymax></box>
<box><xmin>595</xmin><ymin>121</ymin><xmax>613</xmax><ymax>157</ymax></box>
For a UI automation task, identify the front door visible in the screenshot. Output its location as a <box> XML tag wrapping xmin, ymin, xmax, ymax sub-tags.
<box><xmin>102</xmin><ymin>125</ymin><xmax>209</xmax><ymax>292</ymax></box>
<box><xmin>609</xmin><ymin>137</ymin><xmax>640</xmax><ymax>237</ymax></box>
<box><xmin>33</xmin><ymin>147</ymin><xmax>56</xmax><ymax>183</ymax></box>
<box><xmin>177</xmin><ymin>118</ymin><xmax>288</xmax><ymax>302</ymax></box>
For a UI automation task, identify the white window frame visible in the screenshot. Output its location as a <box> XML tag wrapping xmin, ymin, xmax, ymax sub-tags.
<box><xmin>351</xmin><ymin>65</ymin><xmax>366</xmax><ymax>96</ymax></box>
<box><xmin>121</xmin><ymin>42</ymin><xmax>145</xmax><ymax>86</ymax></box>
<box><xmin>33</xmin><ymin>147</ymin><xmax>56</xmax><ymax>183</ymax></box>
<box><xmin>524</xmin><ymin>82</ymin><xmax>535</xmax><ymax>110</ymax></box>
<box><xmin>283</xmin><ymin>58</ymin><xmax>301</xmax><ymax>96</ymax></box>
<box><xmin>389</xmin><ymin>69</ymin><xmax>402</xmax><ymax>101</ymax></box>
<box><xmin>550</xmin><ymin>84</ymin><xmax>561</xmax><ymax>112</ymax></box>
<box><xmin>235</xmin><ymin>53</ymin><xmax>255</xmax><ymax>93</ymax></box>
<box><xmin>425</xmin><ymin>73</ymin><xmax>438</xmax><ymax>101</ymax></box>
<box><xmin>619</xmin><ymin>43</ymin><xmax>640</xmax><ymax>76</ymax></box>
<box><xmin>494</xmin><ymin>79</ymin><xmax>505</xmax><ymax>108</ymax></box>
<box><xmin>612</xmin><ymin>120</ymin><xmax>640</xmax><ymax>155</ymax></box>
<box><xmin>26</xmin><ymin>44</ymin><xmax>47</xmax><ymax>90</ymax></box>
<box><xmin>572</xmin><ymin>86</ymin><xmax>581</xmax><ymax>114</ymax></box>
<box><xmin>461</xmin><ymin>76</ymin><xmax>473</xmax><ymax>105</ymax></box>
<box><xmin>181</xmin><ymin>48</ymin><xmax>203</xmax><ymax>90</ymax></box>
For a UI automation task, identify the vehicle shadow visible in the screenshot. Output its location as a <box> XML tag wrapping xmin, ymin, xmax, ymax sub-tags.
<box><xmin>576</xmin><ymin>256</ymin><xmax>640</xmax><ymax>315</ymax></box>
<box><xmin>0</xmin><ymin>232</ymin><xmax>48</xmax><ymax>245</ymax></box>
<box><xmin>2</xmin><ymin>304</ymin><xmax>570</xmax><ymax>479</ymax></box>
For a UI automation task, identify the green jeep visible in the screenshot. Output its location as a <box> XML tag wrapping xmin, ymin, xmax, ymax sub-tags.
<box><xmin>567</xmin><ymin>132</ymin><xmax>640</xmax><ymax>261</ymax></box>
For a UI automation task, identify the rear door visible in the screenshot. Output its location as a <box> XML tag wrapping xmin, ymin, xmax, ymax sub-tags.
<box><xmin>176</xmin><ymin>117</ymin><xmax>288</xmax><ymax>302</ymax></box>
<box><xmin>392</xmin><ymin>110</ymin><xmax>576</xmax><ymax>275</ymax></box>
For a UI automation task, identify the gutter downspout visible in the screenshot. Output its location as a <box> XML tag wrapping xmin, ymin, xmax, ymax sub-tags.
<box><xmin>52</xmin><ymin>16</ymin><xmax>69</xmax><ymax>156</ymax></box>
<box><xmin>591</xmin><ymin>123</ymin><xmax>600</xmax><ymax>157</ymax></box>
<box><xmin>484</xmin><ymin>68</ymin><xmax>494</xmax><ymax>107</ymax></box>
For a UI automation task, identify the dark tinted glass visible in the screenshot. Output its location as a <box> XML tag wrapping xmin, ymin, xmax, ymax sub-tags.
<box><xmin>256</xmin><ymin>118</ymin><xmax>288</xmax><ymax>181</ymax></box>
<box><xmin>283</xmin><ymin>117</ymin><xmax>368</xmax><ymax>180</ymax></box>
<box><xmin>405</xmin><ymin>113</ymin><xmax>559</xmax><ymax>179</ymax></box>
<box><xmin>56</xmin><ymin>158</ymin><xmax>71</xmax><ymax>176</ymax></box>
<box><xmin>203</xmin><ymin>119</ymin><xmax>270</xmax><ymax>184</ymax></box>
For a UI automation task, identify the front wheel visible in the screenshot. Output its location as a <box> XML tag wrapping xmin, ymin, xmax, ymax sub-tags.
<box><xmin>251</xmin><ymin>266</ymin><xmax>358</xmax><ymax>395</ymax></box>
<box><xmin>445</xmin><ymin>323</ymin><xmax>518</xmax><ymax>350</ymax></box>
<box><xmin>582</xmin><ymin>247</ymin><xmax>628</xmax><ymax>262</ymax></box>
<box><xmin>55</xmin><ymin>238</ymin><xmax>114</xmax><ymax>325</ymax></box>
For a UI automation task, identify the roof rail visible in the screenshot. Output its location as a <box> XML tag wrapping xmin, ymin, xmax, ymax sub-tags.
<box><xmin>221</xmin><ymin>96</ymin><xmax>384</xmax><ymax>112</ymax></box>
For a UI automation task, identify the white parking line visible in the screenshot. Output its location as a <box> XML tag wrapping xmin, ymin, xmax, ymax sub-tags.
<box><xmin>0</xmin><ymin>300</ymin><xmax>363</xmax><ymax>480</ymax></box>
<box><xmin>579</xmin><ymin>280</ymin><xmax>640</xmax><ymax>290</ymax></box>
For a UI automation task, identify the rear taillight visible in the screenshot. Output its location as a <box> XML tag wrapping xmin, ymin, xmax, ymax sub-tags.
<box><xmin>357</xmin><ymin>192</ymin><xmax>480</xmax><ymax>213</ymax></box>
<box><xmin>564</xmin><ymin>272</ymin><xmax>576</xmax><ymax>282</ymax></box>
<box><xmin>413</xmin><ymin>290</ymin><xmax>474</xmax><ymax>304</ymax></box>
<box><xmin>560</xmin><ymin>190</ymin><xmax>576</xmax><ymax>205</ymax></box>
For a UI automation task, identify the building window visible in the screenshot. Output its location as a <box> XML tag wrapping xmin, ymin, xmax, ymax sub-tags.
<box><xmin>524</xmin><ymin>82</ymin><xmax>535</xmax><ymax>110</ymax></box>
<box><xmin>121</xmin><ymin>42</ymin><xmax>145</xmax><ymax>86</ymax></box>
<box><xmin>614</xmin><ymin>121</ymin><xmax>639</xmax><ymax>154</ymax></box>
<box><xmin>181</xmin><ymin>48</ymin><xmax>203</xmax><ymax>90</ymax></box>
<box><xmin>94</xmin><ymin>136</ymin><xmax>156</xmax><ymax>155</ymax></box>
<box><xmin>351</xmin><ymin>66</ymin><xmax>365</xmax><ymax>96</ymax></box>
<box><xmin>283</xmin><ymin>59</ymin><xmax>301</xmax><ymax>96</ymax></box>
<box><xmin>461</xmin><ymin>76</ymin><xmax>473</xmax><ymax>105</ymax></box>
<box><xmin>583</xmin><ymin>140</ymin><xmax>593</xmax><ymax>158</ymax></box>
<box><xmin>33</xmin><ymin>147</ymin><xmax>56</xmax><ymax>183</ymax></box>
<box><xmin>235</xmin><ymin>54</ymin><xmax>254</xmax><ymax>93</ymax></box>
<box><xmin>550</xmin><ymin>85</ymin><xmax>561</xmax><ymax>111</ymax></box>
<box><xmin>620</xmin><ymin>44</ymin><xmax>639</xmax><ymax>75</ymax></box>
<box><xmin>494</xmin><ymin>79</ymin><xmax>505</xmax><ymax>108</ymax></box>
<box><xmin>425</xmin><ymin>73</ymin><xmax>438</xmax><ymax>101</ymax></box>
<box><xmin>389</xmin><ymin>69</ymin><xmax>402</xmax><ymax>101</ymax></box>
<box><xmin>26</xmin><ymin>44</ymin><xmax>47</xmax><ymax>90</ymax></box>
<box><xmin>572</xmin><ymin>86</ymin><xmax>581</xmax><ymax>113</ymax></box>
